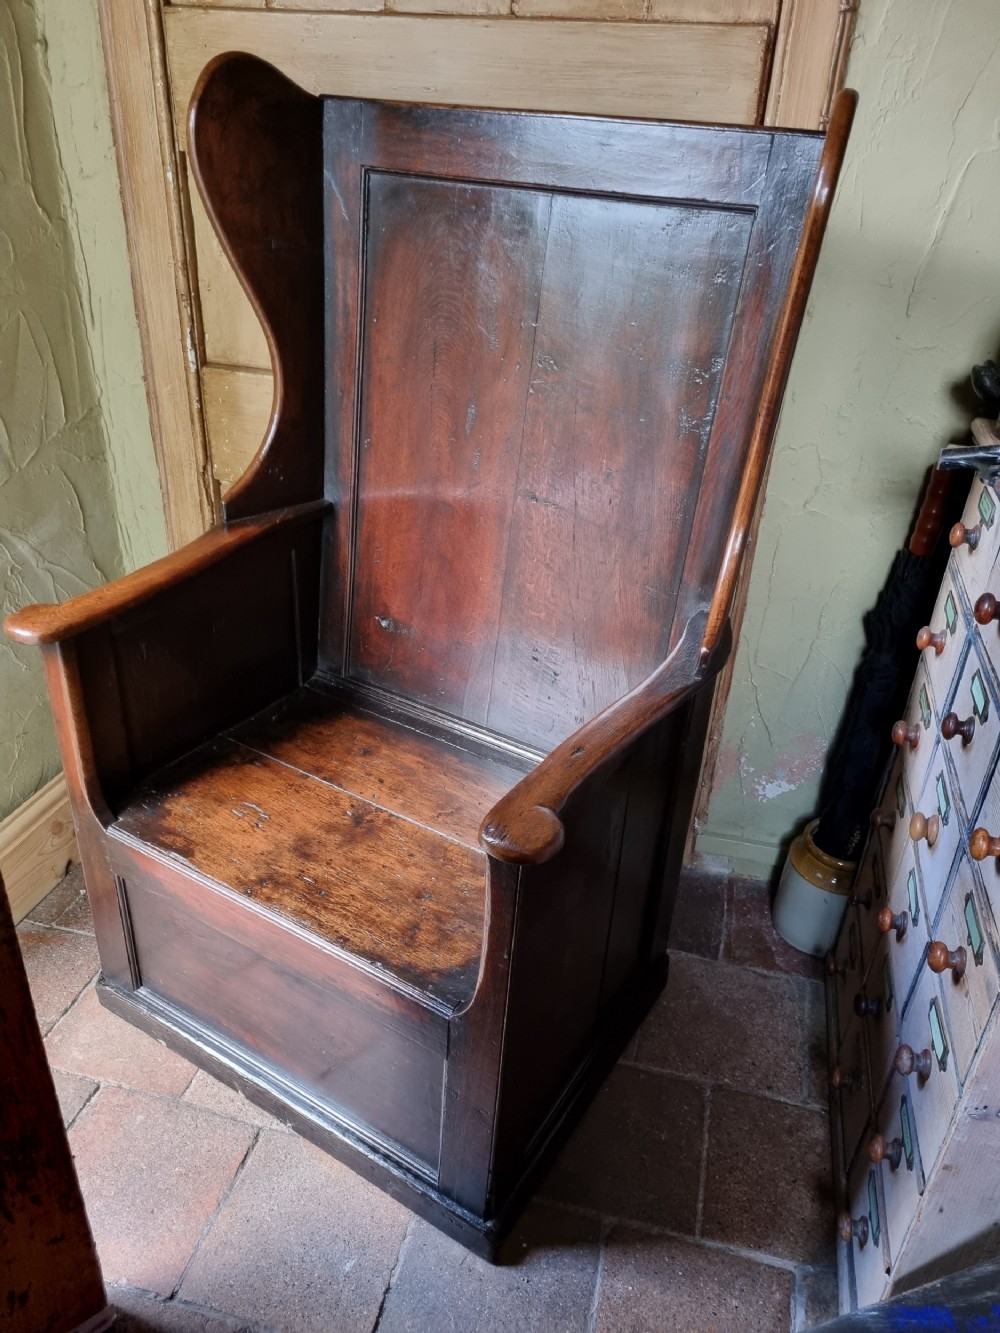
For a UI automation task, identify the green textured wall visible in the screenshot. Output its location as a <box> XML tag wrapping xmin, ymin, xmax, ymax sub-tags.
<box><xmin>699</xmin><ymin>0</ymin><xmax>1000</xmax><ymax>875</ymax></box>
<box><xmin>0</xmin><ymin>0</ymin><xmax>164</xmax><ymax>820</ymax></box>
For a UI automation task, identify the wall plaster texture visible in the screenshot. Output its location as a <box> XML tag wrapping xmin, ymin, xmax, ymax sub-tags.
<box><xmin>0</xmin><ymin>0</ymin><xmax>163</xmax><ymax>819</ymax></box>
<box><xmin>700</xmin><ymin>0</ymin><xmax>1000</xmax><ymax>875</ymax></box>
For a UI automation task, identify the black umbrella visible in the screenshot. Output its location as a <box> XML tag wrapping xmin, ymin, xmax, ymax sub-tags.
<box><xmin>812</xmin><ymin>465</ymin><xmax>957</xmax><ymax>862</ymax></box>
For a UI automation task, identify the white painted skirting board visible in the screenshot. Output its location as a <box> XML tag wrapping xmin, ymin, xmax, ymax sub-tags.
<box><xmin>0</xmin><ymin>775</ymin><xmax>79</xmax><ymax>924</ymax></box>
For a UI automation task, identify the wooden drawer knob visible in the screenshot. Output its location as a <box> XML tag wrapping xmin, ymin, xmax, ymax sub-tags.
<box><xmin>975</xmin><ymin>592</ymin><xmax>998</xmax><ymax>625</ymax></box>
<box><xmin>969</xmin><ymin>827</ymin><xmax>1000</xmax><ymax>860</ymax></box>
<box><xmin>854</xmin><ymin>992</ymin><xmax>882</xmax><ymax>1020</ymax></box>
<box><xmin>870</xmin><ymin>808</ymin><xmax>897</xmax><ymax>831</ymax></box>
<box><xmin>849</xmin><ymin>885</ymin><xmax>873</xmax><ymax>911</ymax></box>
<box><xmin>916</xmin><ymin>625</ymin><xmax>947</xmax><ymax>655</ymax></box>
<box><xmin>941</xmin><ymin>712</ymin><xmax>975</xmax><ymax>745</ymax></box>
<box><xmin>830</xmin><ymin>1064</ymin><xmax>862</xmax><ymax>1092</ymax></box>
<box><xmin>909</xmin><ymin>811</ymin><xmax>940</xmax><ymax>847</ymax></box>
<box><xmin>838</xmin><ymin>1212</ymin><xmax>869</xmax><ymax>1248</ymax></box>
<box><xmin>928</xmin><ymin>940</ymin><xmax>967</xmax><ymax>980</ymax></box>
<box><xmin>894</xmin><ymin>1044</ymin><xmax>932</xmax><ymax>1079</ymax></box>
<box><xmin>892</xmin><ymin>720</ymin><xmax>921</xmax><ymax>751</ymax></box>
<box><xmin>868</xmin><ymin>1133</ymin><xmax>903</xmax><ymax>1171</ymax></box>
<box><xmin>878</xmin><ymin>907</ymin><xmax>909</xmax><ymax>941</ymax></box>
<box><xmin>826</xmin><ymin>954</ymin><xmax>848</xmax><ymax>980</ymax></box>
<box><xmin>950</xmin><ymin>520</ymin><xmax>982</xmax><ymax>551</ymax></box>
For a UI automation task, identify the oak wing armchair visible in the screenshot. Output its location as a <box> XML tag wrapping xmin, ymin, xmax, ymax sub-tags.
<box><xmin>6</xmin><ymin>54</ymin><xmax>853</xmax><ymax>1255</ymax></box>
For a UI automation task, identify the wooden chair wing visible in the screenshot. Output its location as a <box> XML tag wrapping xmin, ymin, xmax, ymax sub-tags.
<box><xmin>4</xmin><ymin>54</ymin><xmax>853</xmax><ymax>1256</ymax></box>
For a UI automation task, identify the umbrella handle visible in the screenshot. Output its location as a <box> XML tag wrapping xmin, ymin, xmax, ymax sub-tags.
<box><xmin>908</xmin><ymin>465</ymin><xmax>953</xmax><ymax>556</ymax></box>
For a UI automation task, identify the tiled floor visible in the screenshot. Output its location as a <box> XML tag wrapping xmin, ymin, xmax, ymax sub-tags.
<box><xmin>19</xmin><ymin>865</ymin><xmax>839</xmax><ymax>1332</ymax></box>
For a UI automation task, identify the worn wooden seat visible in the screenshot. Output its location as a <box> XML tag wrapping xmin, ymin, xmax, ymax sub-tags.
<box><xmin>114</xmin><ymin>686</ymin><xmax>526</xmax><ymax>1008</ymax></box>
<box><xmin>5</xmin><ymin>53</ymin><xmax>853</xmax><ymax>1255</ymax></box>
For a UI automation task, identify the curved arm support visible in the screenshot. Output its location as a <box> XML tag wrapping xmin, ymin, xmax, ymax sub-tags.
<box><xmin>188</xmin><ymin>53</ymin><xmax>325</xmax><ymax>521</ymax></box>
<box><xmin>4</xmin><ymin>502</ymin><xmax>329</xmax><ymax>646</ymax></box>
<box><xmin>480</xmin><ymin>610</ymin><xmax>730</xmax><ymax>864</ymax></box>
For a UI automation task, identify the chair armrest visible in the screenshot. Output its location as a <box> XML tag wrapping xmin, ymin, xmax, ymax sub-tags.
<box><xmin>480</xmin><ymin>610</ymin><xmax>730</xmax><ymax>865</ymax></box>
<box><xmin>4</xmin><ymin>501</ymin><xmax>329</xmax><ymax>646</ymax></box>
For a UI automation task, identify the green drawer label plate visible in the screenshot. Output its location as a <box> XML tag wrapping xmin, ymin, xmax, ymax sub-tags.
<box><xmin>900</xmin><ymin>1096</ymin><xmax>915</xmax><ymax>1172</ymax></box>
<box><xmin>868</xmin><ymin>1170</ymin><xmax>881</xmax><ymax>1247</ymax></box>
<box><xmin>965</xmin><ymin>892</ymin><xmax>985</xmax><ymax>966</ymax></box>
<box><xmin>945</xmin><ymin>591</ymin><xmax>958</xmax><ymax>634</ymax></box>
<box><xmin>929</xmin><ymin>997</ymin><xmax>949</xmax><ymax>1073</ymax></box>
<box><xmin>971</xmin><ymin>669</ymin><xmax>990</xmax><ymax>725</ymax></box>
<box><xmin>979</xmin><ymin>487</ymin><xmax>996</xmax><ymax>529</ymax></box>
<box><xmin>907</xmin><ymin>868</ymin><xmax>920</xmax><ymax>927</ymax></box>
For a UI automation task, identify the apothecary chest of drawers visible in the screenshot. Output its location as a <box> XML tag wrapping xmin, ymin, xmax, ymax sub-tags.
<box><xmin>829</xmin><ymin>462</ymin><xmax>1000</xmax><ymax>1310</ymax></box>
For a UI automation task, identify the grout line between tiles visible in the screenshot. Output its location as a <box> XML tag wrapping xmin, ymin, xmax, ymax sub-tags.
<box><xmin>370</xmin><ymin>1213</ymin><xmax>415</xmax><ymax>1333</ymax></box>
<box><xmin>62</xmin><ymin>1078</ymin><xmax>101</xmax><ymax>1133</ymax></box>
<box><xmin>694</xmin><ymin>1084</ymin><xmax>711</xmax><ymax>1238</ymax></box>
<box><xmin>169</xmin><ymin>1127</ymin><xmax>264</xmax><ymax>1302</ymax></box>
<box><xmin>107</xmin><ymin>1281</ymin><xmax>276</xmax><ymax>1333</ymax></box>
<box><xmin>791</xmin><ymin>1264</ymin><xmax>807</xmax><ymax>1331</ymax></box>
<box><xmin>584</xmin><ymin>1215</ymin><xmax>610</xmax><ymax>1333</ymax></box>
<box><xmin>534</xmin><ymin>1194</ymin><xmax>813</xmax><ymax>1274</ymax></box>
<box><xmin>616</xmin><ymin>1054</ymin><xmax>828</xmax><ymax>1115</ymax></box>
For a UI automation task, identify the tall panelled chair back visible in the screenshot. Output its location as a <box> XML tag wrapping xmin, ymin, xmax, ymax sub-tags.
<box><xmin>5</xmin><ymin>52</ymin><xmax>853</xmax><ymax>1255</ymax></box>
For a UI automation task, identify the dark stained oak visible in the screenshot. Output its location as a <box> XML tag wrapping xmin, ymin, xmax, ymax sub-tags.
<box><xmin>2</xmin><ymin>52</ymin><xmax>854</xmax><ymax>1257</ymax></box>
<box><xmin>114</xmin><ymin>727</ymin><xmax>489</xmax><ymax>1009</ymax></box>
<box><xmin>0</xmin><ymin>878</ymin><xmax>109</xmax><ymax>1333</ymax></box>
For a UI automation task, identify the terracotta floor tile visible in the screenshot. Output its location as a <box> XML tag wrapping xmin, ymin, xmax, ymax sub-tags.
<box><xmin>179</xmin><ymin>1131</ymin><xmax>409</xmax><ymax>1331</ymax></box>
<box><xmin>183</xmin><ymin>1070</ymin><xmax>291</xmax><ymax>1132</ymax></box>
<box><xmin>542</xmin><ymin>1066</ymin><xmax>705</xmax><ymax>1233</ymax></box>
<box><xmin>668</xmin><ymin>869</ymin><xmax>727</xmax><ymax>960</ymax></box>
<box><xmin>52</xmin><ymin>1067</ymin><xmax>97</xmax><ymax>1127</ymax></box>
<box><xmin>109</xmin><ymin>1283</ymin><xmax>253</xmax><ymax>1331</ymax></box>
<box><xmin>46</xmin><ymin>986</ymin><xmax>196</xmax><ymax>1096</ymax></box>
<box><xmin>800</xmin><ymin>978</ymin><xmax>830</xmax><ymax>1106</ymax></box>
<box><xmin>69</xmin><ymin>1086</ymin><xmax>256</xmax><ymax>1296</ymax></box>
<box><xmin>28</xmin><ymin>863</ymin><xmax>95</xmax><ymax>932</ymax></box>
<box><xmin>595</xmin><ymin>1228</ymin><xmax>794</xmax><ymax>1332</ymax></box>
<box><xmin>378</xmin><ymin>1203</ymin><xmax>600</xmax><ymax>1333</ymax></box>
<box><xmin>702</xmin><ymin>1087</ymin><xmax>834</xmax><ymax>1265</ymax></box>
<box><xmin>15</xmin><ymin>922</ymin><xmax>99</xmax><ymax>1034</ymax></box>
<box><xmin>632</xmin><ymin>953</ymin><xmax>803</xmax><ymax>1100</ymax></box>
<box><xmin>724</xmin><ymin>878</ymin><xmax>823</xmax><ymax>980</ymax></box>
<box><xmin>27</xmin><ymin>863</ymin><xmax>86</xmax><ymax>925</ymax></box>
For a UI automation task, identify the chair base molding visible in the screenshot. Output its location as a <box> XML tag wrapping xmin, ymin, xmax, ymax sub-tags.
<box><xmin>0</xmin><ymin>774</ymin><xmax>78</xmax><ymax>924</ymax></box>
<box><xmin>97</xmin><ymin>954</ymin><xmax>668</xmax><ymax>1259</ymax></box>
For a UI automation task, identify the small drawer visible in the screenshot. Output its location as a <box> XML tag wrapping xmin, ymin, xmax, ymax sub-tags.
<box><xmin>917</xmin><ymin>567</ymin><xmax>969</xmax><ymax>715</ymax></box>
<box><xmin>841</xmin><ymin>1150</ymin><xmax>891</xmax><ymax>1308</ymax></box>
<box><xmin>870</xmin><ymin>1075</ymin><xmax>926</xmax><ymax>1265</ymax></box>
<box><xmin>891</xmin><ymin>664</ymin><xmax>938</xmax><ymax>807</ymax></box>
<box><xmin>969</xmin><ymin>762</ymin><xmax>1000</xmax><ymax>926</ymax></box>
<box><xmin>926</xmin><ymin>855</ymin><xmax>999</xmax><ymax>1083</ymax></box>
<box><xmin>858</xmin><ymin>932</ymin><xmax>902</xmax><ymax>1107</ymax></box>
<box><xmin>852</xmin><ymin>845</ymin><xmax>888</xmax><ymax>978</ymax></box>
<box><xmin>869</xmin><ymin>752</ymin><xmax>913</xmax><ymax>889</ymax></box>
<box><xmin>974</xmin><ymin>557</ymin><xmax>1000</xmax><ymax>686</ymax></box>
<box><xmin>830</xmin><ymin>904</ymin><xmax>867</xmax><ymax>1046</ymax></box>
<box><xmin>833</xmin><ymin>1013</ymin><xmax>874</xmax><ymax>1174</ymax></box>
<box><xmin>908</xmin><ymin>751</ymin><xmax>963</xmax><ymax>925</ymax></box>
<box><xmin>879</xmin><ymin>841</ymin><xmax>931</xmax><ymax>1020</ymax></box>
<box><xmin>895</xmin><ymin>962</ymin><xmax>960</xmax><ymax>1174</ymax></box>
<box><xmin>938</xmin><ymin>639</ymin><xmax>1000</xmax><ymax>819</ymax></box>
<box><xmin>951</xmin><ymin>477</ymin><xmax>1000</xmax><ymax>605</ymax></box>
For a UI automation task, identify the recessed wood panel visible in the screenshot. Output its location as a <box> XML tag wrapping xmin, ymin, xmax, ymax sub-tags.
<box><xmin>348</xmin><ymin>172</ymin><xmax>751</xmax><ymax>749</ymax></box>
<box><xmin>164</xmin><ymin>10</ymin><xmax>770</xmax><ymax>141</ymax></box>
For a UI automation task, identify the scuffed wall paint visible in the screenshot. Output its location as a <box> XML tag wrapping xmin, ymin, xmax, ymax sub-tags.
<box><xmin>33</xmin><ymin>0</ymin><xmax>166</xmax><ymax>572</ymax></box>
<box><xmin>0</xmin><ymin>0</ymin><xmax>124</xmax><ymax>816</ymax></box>
<box><xmin>699</xmin><ymin>0</ymin><xmax>1000</xmax><ymax>876</ymax></box>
